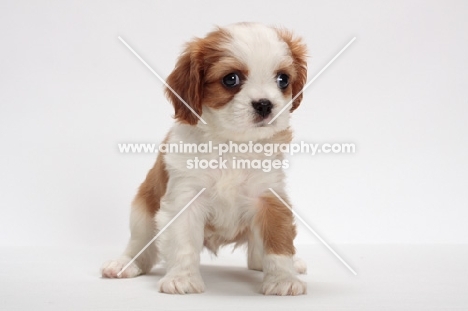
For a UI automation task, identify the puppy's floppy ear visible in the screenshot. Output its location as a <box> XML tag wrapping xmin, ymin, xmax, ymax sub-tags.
<box><xmin>165</xmin><ymin>40</ymin><xmax>204</xmax><ymax>125</ymax></box>
<box><xmin>276</xmin><ymin>29</ymin><xmax>308</xmax><ymax>112</ymax></box>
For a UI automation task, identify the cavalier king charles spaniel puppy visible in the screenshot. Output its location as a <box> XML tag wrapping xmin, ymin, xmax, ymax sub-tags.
<box><xmin>102</xmin><ymin>22</ymin><xmax>308</xmax><ymax>295</ymax></box>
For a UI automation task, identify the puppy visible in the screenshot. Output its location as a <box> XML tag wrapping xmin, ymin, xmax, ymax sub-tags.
<box><xmin>102</xmin><ymin>22</ymin><xmax>308</xmax><ymax>295</ymax></box>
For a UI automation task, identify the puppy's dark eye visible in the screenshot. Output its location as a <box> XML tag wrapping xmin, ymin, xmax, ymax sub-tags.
<box><xmin>276</xmin><ymin>73</ymin><xmax>289</xmax><ymax>89</ymax></box>
<box><xmin>222</xmin><ymin>73</ymin><xmax>240</xmax><ymax>88</ymax></box>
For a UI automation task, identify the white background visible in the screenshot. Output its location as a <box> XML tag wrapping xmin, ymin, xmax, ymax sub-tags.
<box><xmin>1</xmin><ymin>1</ymin><xmax>467</xmax><ymax>310</ymax></box>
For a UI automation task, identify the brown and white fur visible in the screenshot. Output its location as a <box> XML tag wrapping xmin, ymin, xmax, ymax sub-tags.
<box><xmin>102</xmin><ymin>23</ymin><xmax>308</xmax><ymax>295</ymax></box>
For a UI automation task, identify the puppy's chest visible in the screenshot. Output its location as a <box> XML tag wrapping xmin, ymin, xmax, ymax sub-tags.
<box><xmin>212</xmin><ymin>165</ymin><xmax>251</xmax><ymax>193</ymax></box>
<box><xmin>204</xmin><ymin>170</ymin><xmax>255</xmax><ymax>241</ymax></box>
<box><xmin>203</xmin><ymin>162</ymin><xmax>263</xmax><ymax>231</ymax></box>
<box><xmin>175</xmin><ymin>150</ymin><xmax>284</xmax><ymax>203</ymax></box>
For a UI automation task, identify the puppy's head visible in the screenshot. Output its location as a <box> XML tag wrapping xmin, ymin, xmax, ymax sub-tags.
<box><xmin>165</xmin><ymin>23</ymin><xmax>307</xmax><ymax>141</ymax></box>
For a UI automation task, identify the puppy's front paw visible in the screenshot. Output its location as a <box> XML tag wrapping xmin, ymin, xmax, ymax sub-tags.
<box><xmin>158</xmin><ymin>273</ymin><xmax>205</xmax><ymax>294</ymax></box>
<box><xmin>262</xmin><ymin>275</ymin><xmax>307</xmax><ymax>296</ymax></box>
<box><xmin>101</xmin><ymin>258</ymin><xmax>142</xmax><ymax>278</ymax></box>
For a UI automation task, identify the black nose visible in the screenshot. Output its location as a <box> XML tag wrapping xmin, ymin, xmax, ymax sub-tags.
<box><xmin>252</xmin><ymin>99</ymin><xmax>273</xmax><ymax>118</ymax></box>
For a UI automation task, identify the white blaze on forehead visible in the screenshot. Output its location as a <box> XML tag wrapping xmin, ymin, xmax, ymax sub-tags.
<box><xmin>223</xmin><ymin>23</ymin><xmax>292</xmax><ymax>83</ymax></box>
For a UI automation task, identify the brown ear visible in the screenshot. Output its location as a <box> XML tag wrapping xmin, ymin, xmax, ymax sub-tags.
<box><xmin>276</xmin><ymin>29</ymin><xmax>308</xmax><ymax>112</ymax></box>
<box><xmin>165</xmin><ymin>40</ymin><xmax>204</xmax><ymax>125</ymax></box>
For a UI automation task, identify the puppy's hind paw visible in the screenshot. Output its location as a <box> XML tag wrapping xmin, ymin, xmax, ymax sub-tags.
<box><xmin>294</xmin><ymin>257</ymin><xmax>307</xmax><ymax>274</ymax></box>
<box><xmin>101</xmin><ymin>258</ymin><xmax>142</xmax><ymax>278</ymax></box>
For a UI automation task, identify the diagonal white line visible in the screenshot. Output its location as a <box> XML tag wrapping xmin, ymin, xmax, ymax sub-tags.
<box><xmin>117</xmin><ymin>188</ymin><xmax>206</xmax><ymax>277</ymax></box>
<box><xmin>118</xmin><ymin>36</ymin><xmax>207</xmax><ymax>125</ymax></box>
<box><xmin>269</xmin><ymin>37</ymin><xmax>356</xmax><ymax>124</ymax></box>
<box><xmin>268</xmin><ymin>188</ymin><xmax>357</xmax><ymax>275</ymax></box>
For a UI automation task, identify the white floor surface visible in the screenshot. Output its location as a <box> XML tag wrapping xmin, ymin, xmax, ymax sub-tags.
<box><xmin>1</xmin><ymin>244</ymin><xmax>467</xmax><ymax>310</ymax></box>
